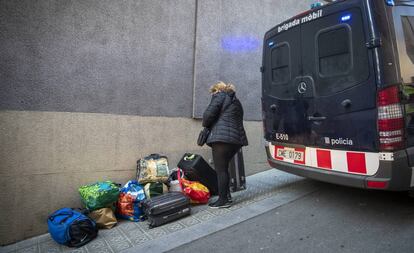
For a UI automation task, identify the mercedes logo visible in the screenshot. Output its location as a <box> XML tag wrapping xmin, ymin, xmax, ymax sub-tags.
<box><xmin>297</xmin><ymin>82</ymin><xmax>307</xmax><ymax>94</ymax></box>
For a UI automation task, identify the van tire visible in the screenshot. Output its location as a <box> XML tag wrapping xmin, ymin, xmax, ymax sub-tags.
<box><xmin>407</xmin><ymin>189</ymin><xmax>414</xmax><ymax>198</ymax></box>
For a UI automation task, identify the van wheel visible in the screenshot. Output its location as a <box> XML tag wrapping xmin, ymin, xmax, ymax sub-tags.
<box><xmin>407</xmin><ymin>189</ymin><xmax>414</xmax><ymax>198</ymax></box>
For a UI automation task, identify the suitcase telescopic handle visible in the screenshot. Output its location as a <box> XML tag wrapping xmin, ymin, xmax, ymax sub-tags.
<box><xmin>177</xmin><ymin>168</ymin><xmax>183</xmax><ymax>192</ymax></box>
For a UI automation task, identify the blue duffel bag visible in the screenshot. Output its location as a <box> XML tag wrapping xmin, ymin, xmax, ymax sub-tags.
<box><xmin>47</xmin><ymin>208</ymin><xmax>98</xmax><ymax>247</ymax></box>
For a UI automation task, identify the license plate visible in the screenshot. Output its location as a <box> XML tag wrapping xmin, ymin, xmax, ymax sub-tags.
<box><xmin>275</xmin><ymin>147</ymin><xmax>305</xmax><ymax>162</ymax></box>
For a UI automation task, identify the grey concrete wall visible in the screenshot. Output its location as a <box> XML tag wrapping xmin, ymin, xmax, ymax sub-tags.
<box><xmin>0</xmin><ymin>0</ymin><xmax>196</xmax><ymax>117</ymax></box>
<box><xmin>0</xmin><ymin>0</ymin><xmax>313</xmax><ymax>245</ymax></box>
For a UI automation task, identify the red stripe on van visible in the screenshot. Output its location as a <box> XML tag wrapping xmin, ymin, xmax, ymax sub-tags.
<box><xmin>347</xmin><ymin>152</ymin><xmax>367</xmax><ymax>174</ymax></box>
<box><xmin>316</xmin><ymin>149</ymin><xmax>332</xmax><ymax>169</ymax></box>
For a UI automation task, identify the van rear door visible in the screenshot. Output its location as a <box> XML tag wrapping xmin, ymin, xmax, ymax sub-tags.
<box><xmin>392</xmin><ymin>3</ymin><xmax>414</xmax><ymax>85</ymax></box>
<box><xmin>262</xmin><ymin>21</ymin><xmax>316</xmax><ymax>146</ymax></box>
<box><xmin>300</xmin><ymin>3</ymin><xmax>378</xmax><ymax>152</ymax></box>
<box><xmin>389</xmin><ymin>3</ymin><xmax>414</xmax><ymax>153</ymax></box>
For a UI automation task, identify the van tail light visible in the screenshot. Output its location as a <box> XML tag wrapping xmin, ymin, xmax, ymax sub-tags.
<box><xmin>377</xmin><ymin>86</ymin><xmax>405</xmax><ymax>151</ymax></box>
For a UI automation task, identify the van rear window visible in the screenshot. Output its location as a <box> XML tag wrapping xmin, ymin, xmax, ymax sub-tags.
<box><xmin>402</xmin><ymin>16</ymin><xmax>414</xmax><ymax>64</ymax></box>
<box><xmin>271</xmin><ymin>43</ymin><xmax>290</xmax><ymax>85</ymax></box>
<box><xmin>318</xmin><ymin>26</ymin><xmax>351</xmax><ymax>77</ymax></box>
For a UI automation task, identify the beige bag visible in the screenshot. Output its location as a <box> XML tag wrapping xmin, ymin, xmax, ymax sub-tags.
<box><xmin>88</xmin><ymin>208</ymin><xmax>117</xmax><ymax>229</ymax></box>
<box><xmin>137</xmin><ymin>154</ymin><xmax>170</xmax><ymax>184</ymax></box>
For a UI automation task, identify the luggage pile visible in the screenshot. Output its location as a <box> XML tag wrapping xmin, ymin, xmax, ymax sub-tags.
<box><xmin>47</xmin><ymin>152</ymin><xmax>245</xmax><ymax>248</ymax></box>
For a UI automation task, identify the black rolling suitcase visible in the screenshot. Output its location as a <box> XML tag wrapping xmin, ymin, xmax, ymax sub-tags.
<box><xmin>229</xmin><ymin>149</ymin><xmax>246</xmax><ymax>192</ymax></box>
<box><xmin>177</xmin><ymin>153</ymin><xmax>218</xmax><ymax>195</ymax></box>
<box><xmin>141</xmin><ymin>192</ymin><xmax>191</xmax><ymax>228</ymax></box>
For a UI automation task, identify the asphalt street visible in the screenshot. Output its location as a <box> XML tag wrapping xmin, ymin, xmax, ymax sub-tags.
<box><xmin>167</xmin><ymin>180</ymin><xmax>414</xmax><ymax>253</ymax></box>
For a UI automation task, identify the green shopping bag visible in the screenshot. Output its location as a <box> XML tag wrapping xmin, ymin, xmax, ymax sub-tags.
<box><xmin>79</xmin><ymin>181</ymin><xmax>120</xmax><ymax>211</ymax></box>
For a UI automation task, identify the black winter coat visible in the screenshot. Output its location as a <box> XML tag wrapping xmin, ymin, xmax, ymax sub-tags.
<box><xmin>202</xmin><ymin>91</ymin><xmax>248</xmax><ymax>146</ymax></box>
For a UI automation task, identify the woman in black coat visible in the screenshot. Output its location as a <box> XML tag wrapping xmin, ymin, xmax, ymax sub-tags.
<box><xmin>202</xmin><ymin>81</ymin><xmax>248</xmax><ymax>208</ymax></box>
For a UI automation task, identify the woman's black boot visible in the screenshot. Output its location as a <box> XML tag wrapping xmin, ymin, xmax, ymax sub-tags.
<box><xmin>208</xmin><ymin>198</ymin><xmax>231</xmax><ymax>208</ymax></box>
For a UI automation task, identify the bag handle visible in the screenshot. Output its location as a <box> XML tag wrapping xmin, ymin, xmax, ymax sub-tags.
<box><xmin>147</xmin><ymin>153</ymin><xmax>161</xmax><ymax>159</ymax></box>
<box><xmin>177</xmin><ymin>168</ymin><xmax>183</xmax><ymax>192</ymax></box>
<box><xmin>183</xmin><ymin>154</ymin><xmax>196</xmax><ymax>161</ymax></box>
<box><xmin>146</xmin><ymin>153</ymin><xmax>168</xmax><ymax>159</ymax></box>
<box><xmin>48</xmin><ymin>210</ymin><xmax>74</xmax><ymax>222</ymax></box>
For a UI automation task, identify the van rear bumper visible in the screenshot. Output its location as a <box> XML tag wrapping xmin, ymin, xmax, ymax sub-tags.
<box><xmin>265</xmin><ymin>146</ymin><xmax>414</xmax><ymax>191</ymax></box>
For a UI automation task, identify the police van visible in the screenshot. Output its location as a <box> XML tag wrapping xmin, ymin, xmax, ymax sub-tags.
<box><xmin>262</xmin><ymin>0</ymin><xmax>414</xmax><ymax>190</ymax></box>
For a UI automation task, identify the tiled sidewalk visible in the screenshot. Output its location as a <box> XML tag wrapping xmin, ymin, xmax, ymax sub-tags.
<box><xmin>1</xmin><ymin>169</ymin><xmax>314</xmax><ymax>253</ymax></box>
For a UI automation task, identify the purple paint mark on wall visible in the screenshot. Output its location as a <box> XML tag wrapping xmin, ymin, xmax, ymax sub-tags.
<box><xmin>221</xmin><ymin>36</ymin><xmax>260</xmax><ymax>53</ymax></box>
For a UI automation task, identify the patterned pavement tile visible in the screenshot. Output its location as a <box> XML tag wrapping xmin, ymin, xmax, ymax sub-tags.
<box><xmin>263</xmin><ymin>192</ymin><xmax>274</xmax><ymax>198</ymax></box>
<box><xmin>145</xmin><ymin>227</ymin><xmax>168</xmax><ymax>239</ymax></box>
<box><xmin>85</xmin><ymin>238</ymin><xmax>113</xmax><ymax>253</ymax></box>
<box><xmin>15</xmin><ymin>245</ymin><xmax>38</xmax><ymax>253</ymax></box>
<box><xmin>60</xmin><ymin>246</ymin><xmax>87</xmax><ymax>253</ymax></box>
<box><xmin>134</xmin><ymin>221</ymin><xmax>152</xmax><ymax>234</ymax></box>
<box><xmin>190</xmin><ymin>204</ymin><xmax>207</xmax><ymax>214</ymax></box>
<box><xmin>242</xmin><ymin>199</ymin><xmax>257</xmax><ymax>206</ymax></box>
<box><xmin>118</xmin><ymin>221</ymin><xmax>139</xmax><ymax>232</ymax></box>
<box><xmin>228</xmin><ymin>202</ymin><xmax>245</xmax><ymax>211</ymax></box>
<box><xmin>125</xmin><ymin>229</ymin><xmax>150</xmax><ymax>246</ymax></box>
<box><xmin>251</xmin><ymin>194</ymin><xmax>267</xmax><ymax>202</ymax></box>
<box><xmin>98</xmin><ymin>228</ymin><xmax>114</xmax><ymax>237</ymax></box>
<box><xmin>246</xmin><ymin>189</ymin><xmax>260</xmax><ymax>195</ymax></box>
<box><xmin>192</xmin><ymin>210</ymin><xmax>215</xmax><ymax>222</ymax></box>
<box><xmin>163</xmin><ymin>221</ymin><xmax>186</xmax><ymax>233</ymax></box>
<box><xmin>228</xmin><ymin>200</ymin><xmax>246</xmax><ymax>211</ymax></box>
<box><xmin>38</xmin><ymin>240</ymin><xmax>60</xmax><ymax>253</ymax></box>
<box><xmin>206</xmin><ymin>206</ymin><xmax>230</xmax><ymax>216</ymax></box>
<box><xmin>179</xmin><ymin>216</ymin><xmax>201</xmax><ymax>227</ymax></box>
<box><xmin>118</xmin><ymin>225</ymin><xmax>141</xmax><ymax>239</ymax></box>
<box><xmin>100</xmin><ymin>228</ymin><xmax>121</xmax><ymax>237</ymax></box>
<box><xmin>101</xmin><ymin>228</ymin><xmax>132</xmax><ymax>253</ymax></box>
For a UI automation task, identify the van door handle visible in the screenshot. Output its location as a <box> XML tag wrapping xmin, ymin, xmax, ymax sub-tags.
<box><xmin>341</xmin><ymin>99</ymin><xmax>352</xmax><ymax>108</ymax></box>
<box><xmin>270</xmin><ymin>104</ymin><xmax>278</xmax><ymax>112</ymax></box>
<box><xmin>308</xmin><ymin>116</ymin><xmax>327</xmax><ymax>121</ymax></box>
